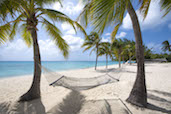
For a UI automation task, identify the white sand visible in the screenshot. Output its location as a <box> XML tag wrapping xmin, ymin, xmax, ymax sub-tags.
<box><xmin>0</xmin><ymin>63</ymin><xmax>171</xmax><ymax>114</ymax></box>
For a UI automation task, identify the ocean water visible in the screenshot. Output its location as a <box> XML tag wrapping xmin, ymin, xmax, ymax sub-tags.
<box><xmin>0</xmin><ymin>61</ymin><xmax>120</xmax><ymax>78</ymax></box>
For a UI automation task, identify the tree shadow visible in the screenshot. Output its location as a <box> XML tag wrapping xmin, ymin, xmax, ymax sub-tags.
<box><xmin>147</xmin><ymin>103</ymin><xmax>171</xmax><ymax>113</ymax></box>
<box><xmin>148</xmin><ymin>93</ymin><xmax>171</xmax><ymax>104</ymax></box>
<box><xmin>148</xmin><ymin>90</ymin><xmax>171</xmax><ymax>98</ymax></box>
<box><xmin>0</xmin><ymin>98</ymin><xmax>45</xmax><ymax>114</ymax></box>
<box><xmin>47</xmin><ymin>90</ymin><xmax>85</xmax><ymax>114</ymax></box>
<box><xmin>146</xmin><ymin>93</ymin><xmax>171</xmax><ymax>113</ymax></box>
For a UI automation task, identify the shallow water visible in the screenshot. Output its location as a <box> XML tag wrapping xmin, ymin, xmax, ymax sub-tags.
<box><xmin>0</xmin><ymin>61</ymin><xmax>121</xmax><ymax>78</ymax></box>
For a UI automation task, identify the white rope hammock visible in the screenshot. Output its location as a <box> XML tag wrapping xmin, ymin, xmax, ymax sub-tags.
<box><xmin>40</xmin><ymin>65</ymin><xmax>124</xmax><ymax>91</ymax></box>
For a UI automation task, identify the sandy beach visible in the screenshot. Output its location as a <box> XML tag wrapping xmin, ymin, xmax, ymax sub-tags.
<box><xmin>0</xmin><ymin>63</ymin><xmax>171</xmax><ymax>114</ymax></box>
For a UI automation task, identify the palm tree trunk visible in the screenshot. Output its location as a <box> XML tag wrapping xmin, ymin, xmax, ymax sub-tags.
<box><xmin>95</xmin><ymin>45</ymin><xmax>98</xmax><ymax>70</ymax></box>
<box><xmin>122</xmin><ymin>56</ymin><xmax>125</xmax><ymax>64</ymax></box>
<box><xmin>106</xmin><ymin>54</ymin><xmax>108</xmax><ymax>69</ymax></box>
<box><xmin>119</xmin><ymin>54</ymin><xmax>121</xmax><ymax>68</ymax></box>
<box><xmin>126</xmin><ymin>1</ymin><xmax>147</xmax><ymax>107</ymax></box>
<box><xmin>129</xmin><ymin>55</ymin><xmax>131</xmax><ymax>65</ymax></box>
<box><xmin>19</xmin><ymin>28</ymin><xmax>41</xmax><ymax>101</ymax></box>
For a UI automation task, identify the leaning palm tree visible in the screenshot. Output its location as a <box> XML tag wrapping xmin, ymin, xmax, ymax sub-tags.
<box><xmin>82</xmin><ymin>32</ymin><xmax>101</xmax><ymax>70</ymax></box>
<box><xmin>78</xmin><ymin>0</ymin><xmax>147</xmax><ymax>107</ymax></box>
<box><xmin>0</xmin><ymin>0</ymin><xmax>86</xmax><ymax>101</ymax></box>
<box><xmin>162</xmin><ymin>40</ymin><xmax>171</xmax><ymax>52</ymax></box>
<box><xmin>98</xmin><ymin>42</ymin><xmax>112</xmax><ymax>69</ymax></box>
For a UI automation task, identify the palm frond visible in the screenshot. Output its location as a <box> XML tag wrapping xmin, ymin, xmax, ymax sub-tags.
<box><xmin>139</xmin><ymin>0</ymin><xmax>151</xmax><ymax>20</ymax></box>
<box><xmin>0</xmin><ymin>23</ymin><xmax>11</xmax><ymax>44</ymax></box>
<box><xmin>38</xmin><ymin>8</ymin><xmax>87</xmax><ymax>37</ymax></box>
<box><xmin>37</xmin><ymin>8</ymin><xmax>77</xmax><ymax>31</ymax></box>
<box><xmin>89</xmin><ymin>47</ymin><xmax>96</xmax><ymax>55</ymax></box>
<box><xmin>83</xmin><ymin>45</ymin><xmax>93</xmax><ymax>52</ymax></box>
<box><xmin>77</xmin><ymin>3</ymin><xmax>91</xmax><ymax>28</ymax></box>
<box><xmin>160</xmin><ymin>0</ymin><xmax>171</xmax><ymax>17</ymax></box>
<box><xmin>9</xmin><ymin>13</ymin><xmax>26</xmax><ymax>41</ymax></box>
<box><xmin>41</xmin><ymin>18</ymin><xmax>69</xmax><ymax>58</ymax></box>
<box><xmin>21</xmin><ymin>24</ymin><xmax>33</xmax><ymax>47</ymax></box>
<box><xmin>90</xmin><ymin>0</ymin><xmax>127</xmax><ymax>34</ymax></box>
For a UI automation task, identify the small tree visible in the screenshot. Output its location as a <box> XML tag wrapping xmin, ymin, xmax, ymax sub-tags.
<box><xmin>98</xmin><ymin>42</ymin><xmax>112</xmax><ymax>69</ymax></box>
<box><xmin>82</xmin><ymin>32</ymin><xmax>101</xmax><ymax>70</ymax></box>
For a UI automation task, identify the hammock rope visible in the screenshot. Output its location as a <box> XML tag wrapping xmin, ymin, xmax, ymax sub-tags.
<box><xmin>39</xmin><ymin>64</ymin><xmax>125</xmax><ymax>91</ymax></box>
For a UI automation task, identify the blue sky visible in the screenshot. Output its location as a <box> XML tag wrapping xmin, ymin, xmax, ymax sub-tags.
<box><xmin>0</xmin><ymin>0</ymin><xmax>171</xmax><ymax>61</ymax></box>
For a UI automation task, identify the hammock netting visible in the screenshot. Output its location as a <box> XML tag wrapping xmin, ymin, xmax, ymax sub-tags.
<box><xmin>41</xmin><ymin>66</ymin><xmax>123</xmax><ymax>91</ymax></box>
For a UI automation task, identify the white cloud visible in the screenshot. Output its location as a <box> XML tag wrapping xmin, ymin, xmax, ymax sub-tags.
<box><xmin>116</xmin><ymin>32</ymin><xmax>127</xmax><ymax>38</ymax></box>
<box><xmin>0</xmin><ymin>39</ymin><xmax>62</xmax><ymax>61</ymax></box>
<box><xmin>52</xmin><ymin>0</ymin><xmax>84</xmax><ymax>16</ymax></box>
<box><xmin>105</xmin><ymin>33</ymin><xmax>111</xmax><ymax>36</ymax></box>
<box><xmin>168</xmin><ymin>23</ymin><xmax>171</xmax><ymax>29</ymax></box>
<box><xmin>122</xmin><ymin>0</ymin><xmax>171</xmax><ymax>30</ymax></box>
<box><xmin>61</xmin><ymin>22</ymin><xmax>73</xmax><ymax>31</ymax></box>
<box><xmin>63</xmin><ymin>35</ymin><xmax>84</xmax><ymax>51</ymax></box>
<box><xmin>66</xmin><ymin>29</ymin><xmax>76</xmax><ymax>35</ymax></box>
<box><xmin>101</xmin><ymin>37</ymin><xmax>110</xmax><ymax>42</ymax></box>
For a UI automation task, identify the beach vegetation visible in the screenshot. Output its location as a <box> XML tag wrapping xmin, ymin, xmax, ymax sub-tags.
<box><xmin>82</xmin><ymin>32</ymin><xmax>101</xmax><ymax>70</ymax></box>
<box><xmin>98</xmin><ymin>42</ymin><xmax>112</xmax><ymax>69</ymax></box>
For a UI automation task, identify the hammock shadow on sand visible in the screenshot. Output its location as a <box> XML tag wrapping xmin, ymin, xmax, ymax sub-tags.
<box><xmin>0</xmin><ymin>99</ymin><xmax>46</xmax><ymax>114</ymax></box>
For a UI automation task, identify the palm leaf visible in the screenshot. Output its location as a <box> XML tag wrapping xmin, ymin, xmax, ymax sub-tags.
<box><xmin>21</xmin><ymin>24</ymin><xmax>33</xmax><ymax>47</ymax></box>
<box><xmin>160</xmin><ymin>0</ymin><xmax>171</xmax><ymax>17</ymax></box>
<box><xmin>0</xmin><ymin>23</ymin><xmax>11</xmax><ymax>44</ymax></box>
<box><xmin>41</xmin><ymin>18</ymin><xmax>69</xmax><ymax>58</ymax></box>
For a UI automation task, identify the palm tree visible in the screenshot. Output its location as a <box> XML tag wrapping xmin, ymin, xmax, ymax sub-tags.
<box><xmin>125</xmin><ymin>40</ymin><xmax>135</xmax><ymax>65</ymax></box>
<box><xmin>98</xmin><ymin>42</ymin><xmax>112</xmax><ymax>69</ymax></box>
<box><xmin>82</xmin><ymin>32</ymin><xmax>101</xmax><ymax>70</ymax></box>
<box><xmin>0</xmin><ymin>0</ymin><xmax>86</xmax><ymax>101</ymax></box>
<box><xmin>78</xmin><ymin>0</ymin><xmax>147</xmax><ymax>107</ymax></box>
<box><xmin>162</xmin><ymin>40</ymin><xmax>171</xmax><ymax>52</ymax></box>
<box><xmin>111</xmin><ymin>39</ymin><xmax>124</xmax><ymax>68</ymax></box>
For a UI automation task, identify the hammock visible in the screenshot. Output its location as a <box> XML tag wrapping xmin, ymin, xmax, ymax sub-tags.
<box><xmin>41</xmin><ymin>65</ymin><xmax>123</xmax><ymax>91</ymax></box>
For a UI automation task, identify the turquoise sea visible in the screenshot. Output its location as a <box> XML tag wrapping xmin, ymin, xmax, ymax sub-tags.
<box><xmin>0</xmin><ymin>61</ymin><xmax>120</xmax><ymax>78</ymax></box>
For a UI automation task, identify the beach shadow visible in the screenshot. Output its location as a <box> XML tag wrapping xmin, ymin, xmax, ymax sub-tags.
<box><xmin>96</xmin><ymin>68</ymin><xmax>115</xmax><ymax>73</ymax></box>
<box><xmin>47</xmin><ymin>90</ymin><xmax>85</xmax><ymax>114</ymax></box>
<box><xmin>0</xmin><ymin>98</ymin><xmax>45</xmax><ymax>114</ymax></box>
<box><xmin>146</xmin><ymin>93</ymin><xmax>171</xmax><ymax>113</ymax></box>
<box><xmin>147</xmin><ymin>103</ymin><xmax>171</xmax><ymax>113</ymax></box>
<box><xmin>122</xmin><ymin>70</ymin><xmax>152</xmax><ymax>74</ymax></box>
<box><xmin>148</xmin><ymin>90</ymin><xmax>171</xmax><ymax>97</ymax></box>
<box><xmin>148</xmin><ymin>93</ymin><xmax>171</xmax><ymax>104</ymax></box>
<box><xmin>124</xmin><ymin>71</ymin><xmax>136</xmax><ymax>73</ymax></box>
